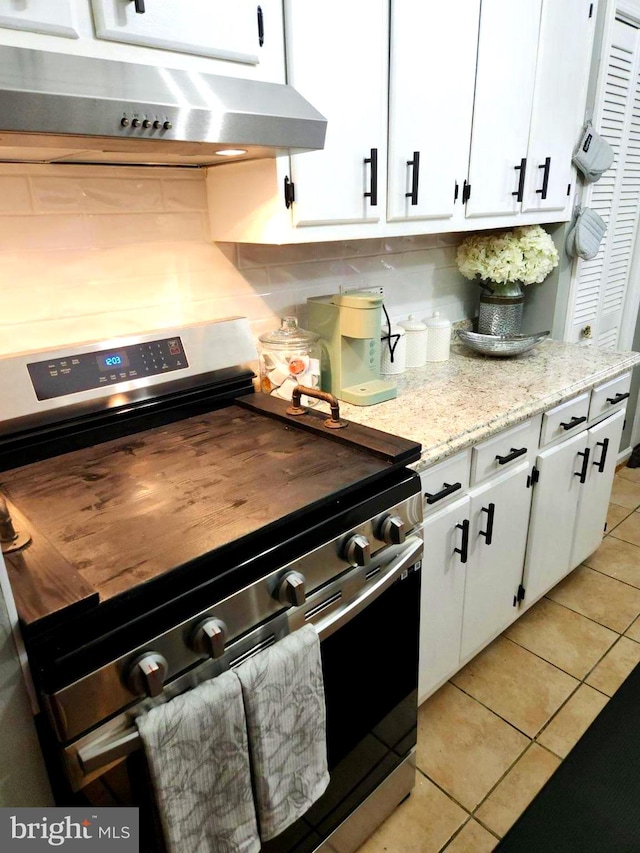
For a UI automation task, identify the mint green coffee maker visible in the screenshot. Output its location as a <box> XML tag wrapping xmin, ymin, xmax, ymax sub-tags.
<box><xmin>307</xmin><ymin>292</ymin><xmax>397</xmax><ymax>406</ymax></box>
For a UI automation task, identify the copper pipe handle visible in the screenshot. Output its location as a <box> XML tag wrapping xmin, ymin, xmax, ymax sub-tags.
<box><xmin>286</xmin><ymin>386</ymin><xmax>348</xmax><ymax>430</ymax></box>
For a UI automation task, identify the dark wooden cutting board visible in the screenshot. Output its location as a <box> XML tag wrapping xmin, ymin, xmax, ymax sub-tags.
<box><xmin>0</xmin><ymin>404</ymin><xmax>405</xmax><ymax>626</ymax></box>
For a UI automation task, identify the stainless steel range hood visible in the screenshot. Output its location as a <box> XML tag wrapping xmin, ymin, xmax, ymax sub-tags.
<box><xmin>0</xmin><ymin>46</ymin><xmax>327</xmax><ymax>167</ymax></box>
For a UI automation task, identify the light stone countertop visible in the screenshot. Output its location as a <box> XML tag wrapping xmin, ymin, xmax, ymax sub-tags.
<box><xmin>333</xmin><ymin>340</ymin><xmax>640</xmax><ymax>472</ymax></box>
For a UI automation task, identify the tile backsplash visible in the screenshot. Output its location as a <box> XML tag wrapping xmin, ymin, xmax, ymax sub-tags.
<box><xmin>0</xmin><ymin>164</ymin><xmax>474</xmax><ymax>357</ymax></box>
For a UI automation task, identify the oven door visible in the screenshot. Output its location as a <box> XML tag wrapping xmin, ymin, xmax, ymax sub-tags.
<box><xmin>265</xmin><ymin>537</ymin><xmax>422</xmax><ymax>853</ymax></box>
<box><xmin>58</xmin><ymin>535</ymin><xmax>422</xmax><ymax>853</ymax></box>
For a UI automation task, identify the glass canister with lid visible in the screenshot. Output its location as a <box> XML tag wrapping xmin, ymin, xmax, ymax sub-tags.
<box><xmin>258</xmin><ymin>316</ymin><xmax>321</xmax><ymax>403</ymax></box>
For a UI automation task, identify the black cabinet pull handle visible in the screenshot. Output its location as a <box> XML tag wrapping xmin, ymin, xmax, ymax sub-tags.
<box><xmin>512</xmin><ymin>157</ymin><xmax>527</xmax><ymax>202</ymax></box>
<box><xmin>425</xmin><ymin>481</ymin><xmax>462</xmax><ymax>505</ymax></box>
<box><xmin>560</xmin><ymin>415</ymin><xmax>587</xmax><ymax>431</ymax></box>
<box><xmin>479</xmin><ymin>503</ymin><xmax>495</xmax><ymax>546</ymax></box>
<box><xmin>462</xmin><ymin>179</ymin><xmax>471</xmax><ymax>203</ymax></box>
<box><xmin>575</xmin><ymin>448</ymin><xmax>591</xmax><ymax>484</ymax></box>
<box><xmin>132</xmin><ymin>0</ymin><xmax>145</xmax><ymax>12</ymax></box>
<box><xmin>593</xmin><ymin>438</ymin><xmax>609</xmax><ymax>473</ymax></box>
<box><xmin>257</xmin><ymin>6</ymin><xmax>264</xmax><ymax>46</ymax></box>
<box><xmin>454</xmin><ymin>180</ymin><xmax>459</xmax><ymax>202</ymax></box>
<box><xmin>405</xmin><ymin>151</ymin><xmax>420</xmax><ymax>205</ymax></box>
<box><xmin>495</xmin><ymin>447</ymin><xmax>527</xmax><ymax>465</ymax></box>
<box><xmin>454</xmin><ymin>519</ymin><xmax>470</xmax><ymax>564</ymax></box>
<box><xmin>607</xmin><ymin>392</ymin><xmax>630</xmax><ymax>404</ymax></box>
<box><xmin>364</xmin><ymin>148</ymin><xmax>378</xmax><ymax>207</ymax></box>
<box><xmin>536</xmin><ymin>157</ymin><xmax>551</xmax><ymax>199</ymax></box>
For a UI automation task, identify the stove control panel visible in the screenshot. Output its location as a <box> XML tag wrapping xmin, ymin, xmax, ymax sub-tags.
<box><xmin>27</xmin><ymin>336</ymin><xmax>188</xmax><ymax>400</ymax></box>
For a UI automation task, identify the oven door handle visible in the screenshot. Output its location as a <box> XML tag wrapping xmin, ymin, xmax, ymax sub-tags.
<box><xmin>314</xmin><ymin>534</ymin><xmax>423</xmax><ymax>642</ymax></box>
<box><xmin>77</xmin><ymin>727</ymin><xmax>141</xmax><ymax>776</ymax></box>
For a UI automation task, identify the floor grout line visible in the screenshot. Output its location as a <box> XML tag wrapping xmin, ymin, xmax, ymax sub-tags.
<box><xmin>540</xmin><ymin>592</ymin><xmax>633</xmax><ymax>634</ymax></box>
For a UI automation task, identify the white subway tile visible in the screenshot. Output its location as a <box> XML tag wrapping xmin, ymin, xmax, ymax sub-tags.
<box><xmin>87</xmin><ymin>212</ymin><xmax>206</xmax><ymax>247</ymax></box>
<box><xmin>0</xmin><ymin>215</ymin><xmax>90</xmax><ymax>251</ymax></box>
<box><xmin>0</xmin><ymin>176</ymin><xmax>32</xmax><ymax>212</ymax></box>
<box><xmin>81</xmin><ymin>177</ymin><xmax>163</xmax><ymax>212</ymax></box>
<box><xmin>162</xmin><ymin>177</ymin><xmax>208</xmax><ymax>211</ymax></box>
<box><xmin>30</xmin><ymin>177</ymin><xmax>86</xmax><ymax>212</ymax></box>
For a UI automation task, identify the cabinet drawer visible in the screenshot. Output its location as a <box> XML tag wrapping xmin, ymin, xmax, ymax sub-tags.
<box><xmin>471</xmin><ymin>415</ymin><xmax>542</xmax><ymax>486</ymax></box>
<box><xmin>540</xmin><ymin>393</ymin><xmax>590</xmax><ymax>447</ymax></box>
<box><xmin>589</xmin><ymin>372</ymin><xmax>632</xmax><ymax>421</ymax></box>
<box><xmin>419</xmin><ymin>449</ymin><xmax>471</xmax><ymax>515</ymax></box>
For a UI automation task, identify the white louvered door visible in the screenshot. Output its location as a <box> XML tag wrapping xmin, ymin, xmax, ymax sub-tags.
<box><xmin>567</xmin><ymin>18</ymin><xmax>640</xmax><ymax>347</ymax></box>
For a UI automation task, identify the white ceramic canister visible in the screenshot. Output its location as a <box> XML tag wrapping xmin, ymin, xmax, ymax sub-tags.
<box><xmin>398</xmin><ymin>314</ymin><xmax>427</xmax><ymax>368</ymax></box>
<box><xmin>380</xmin><ymin>324</ymin><xmax>407</xmax><ymax>375</ymax></box>
<box><xmin>424</xmin><ymin>312</ymin><xmax>452</xmax><ymax>362</ymax></box>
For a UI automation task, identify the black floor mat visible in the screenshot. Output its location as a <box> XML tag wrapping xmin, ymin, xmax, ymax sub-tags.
<box><xmin>496</xmin><ymin>660</ymin><xmax>640</xmax><ymax>852</ymax></box>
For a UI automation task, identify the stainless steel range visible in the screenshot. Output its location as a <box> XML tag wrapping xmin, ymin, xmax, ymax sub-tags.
<box><xmin>0</xmin><ymin>318</ymin><xmax>423</xmax><ymax>853</ymax></box>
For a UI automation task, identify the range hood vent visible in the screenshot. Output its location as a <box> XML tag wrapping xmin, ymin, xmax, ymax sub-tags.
<box><xmin>0</xmin><ymin>46</ymin><xmax>327</xmax><ymax>167</ymax></box>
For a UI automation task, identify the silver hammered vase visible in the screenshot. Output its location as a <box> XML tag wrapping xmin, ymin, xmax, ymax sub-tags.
<box><xmin>477</xmin><ymin>281</ymin><xmax>524</xmax><ymax>336</ymax></box>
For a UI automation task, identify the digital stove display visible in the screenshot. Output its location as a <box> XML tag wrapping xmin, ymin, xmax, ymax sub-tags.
<box><xmin>96</xmin><ymin>351</ymin><xmax>130</xmax><ymax>371</ymax></box>
<box><xmin>27</xmin><ymin>337</ymin><xmax>188</xmax><ymax>400</ymax></box>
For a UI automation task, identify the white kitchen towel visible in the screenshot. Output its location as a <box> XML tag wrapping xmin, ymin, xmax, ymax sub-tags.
<box><xmin>236</xmin><ymin>624</ymin><xmax>330</xmax><ymax>841</ymax></box>
<box><xmin>137</xmin><ymin>671</ymin><xmax>260</xmax><ymax>853</ymax></box>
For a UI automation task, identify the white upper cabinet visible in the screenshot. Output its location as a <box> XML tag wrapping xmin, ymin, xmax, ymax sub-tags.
<box><xmin>465</xmin><ymin>0</ymin><xmax>542</xmax><ymax>219</ymax></box>
<box><xmin>387</xmin><ymin>0</ymin><xmax>480</xmax><ymax>224</ymax></box>
<box><xmin>91</xmin><ymin>0</ymin><xmax>261</xmax><ymax>63</ymax></box>
<box><xmin>285</xmin><ymin>0</ymin><xmax>388</xmax><ymax>227</ymax></box>
<box><xmin>0</xmin><ymin>0</ymin><xmax>78</xmax><ymax>38</ymax></box>
<box><xmin>522</xmin><ymin>0</ymin><xmax>596</xmax><ymax>213</ymax></box>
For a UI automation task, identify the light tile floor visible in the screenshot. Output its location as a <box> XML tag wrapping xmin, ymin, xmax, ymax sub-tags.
<box><xmin>358</xmin><ymin>470</ymin><xmax>640</xmax><ymax>853</ymax></box>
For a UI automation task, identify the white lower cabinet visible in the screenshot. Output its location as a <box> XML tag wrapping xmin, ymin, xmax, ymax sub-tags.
<box><xmin>571</xmin><ymin>409</ymin><xmax>626</xmax><ymax>568</ymax></box>
<box><xmin>460</xmin><ymin>461</ymin><xmax>532</xmax><ymax>661</ymax></box>
<box><xmin>419</xmin><ymin>494</ymin><xmax>470</xmax><ymax>703</ymax></box>
<box><xmin>521</xmin><ymin>430</ymin><xmax>587</xmax><ymax>605</ymax></box>
<box><xmin>522</xmin><ymin>408</ymin><xmax>625</xmax><ymax>606</ymax></box>
<box><xmin>418</xmin><ymin>394</ymin><xmax>628</xmax><ymax>704</ymax></box>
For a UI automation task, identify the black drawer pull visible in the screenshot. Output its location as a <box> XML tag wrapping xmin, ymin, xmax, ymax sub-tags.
<box><xmin>454</xmin><ymin>180</ymin><xmax>459</xmax><ymax>202</ymax></box>
<box><xmin>257</xmin><ymin>5</ymin><xmax>264</xmax><ymax>45</ymax></box>
<box><xmin>593</xmin><ymin>438</ymin><xmax>610</xmax><ymax>473</ymax></box>
<box><xmin>495</xmin><ymin>447</ymin><xmax>527</xmax><ymax>465</ymax></box>
<box><xmin>132</xmin><ymin>0</ymin><xmax>145</xmax><ymax>12</ymax></box>
<box><xmin>454</xmin><ymin>519</ymin><xmax>470</xmax><ymax>564</ymax></box>
<box><xmin>560</xmin><ymin>415</ymin><xmax>587</xmax><ymax>431</ymax></box>
<box><xmin>425</xmin><ymin>481</ymin><xmax>462</xmax><ymax>505</ymax></box>
<box><xmin>607</xmin><ymin>392</ymin><xmax>630</xmax><ymax>405</ymax></box>
<box><xmin>364</xmin><ymin>148</ymin><xmax>378</xmax><ymax>207</ymax></box>
<box><xmin>479</xmin><ymin>503</ymin><xmax>495</xmax><ymax>546</ymax></box>
<box><xmin>536</xmin><ymin>157</ymin><xmax>551</xmax><ymax>199</ymax></box>
<box><xmin>405</xmin><ymin>151</ymin><xmax>420</xmax><ymax>205</ymax></box>
<box><xmin>512</xmin><ymin>157</ymin><xmax>527</xmax><ymax>202</ymax></box>
<box><xmin>575</xmin><ymin>447</ymin><xmax>591</xmax><ymax>484</ymax></box>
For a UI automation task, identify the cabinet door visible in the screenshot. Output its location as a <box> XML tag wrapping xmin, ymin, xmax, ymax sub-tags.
<box><xmin>285</xmin><ymin>0</ymin><xmax>388</xmax><ymax>227</ymax></box>
<box><xmin>572</xmin><ymin>409</ymin><xmax>625</xmax><ymax>567</ymax></box>
<box><xmin>522</xmin><ymin>0</ymin><xmax>596</xmax><ymax>213</ymax></box>
<box><xmin>91</xmin><ymin>0</ymin><xmax>260</xmax><ymax>63</ymax></box>
<box><xmin>460</xmin><ymin>461</ymin><xmax>532</xmax><ymax>662</ymax></box>
<box><xmin>465</xmin><ymin>0</ymin><xmax>542</xmax><ymax>218</ymax></box>
<box><xmin>522</xmin><ymin>430</ymin><xmax>588</xmax><ymax>605</ymax></box>
<box><xmin>419</xmin><ymin>495</ymin><xmax>470</xmax><ymax>703</ymax></box>
<box><xmin>387</xmin><ymin>0</ymin><xmax>479</xmax><ymax>223</ymax></box>
<box><xmin>0</xmin><ymin>0</ymin><xmax>78</xmax><ymax>38</ymax></box>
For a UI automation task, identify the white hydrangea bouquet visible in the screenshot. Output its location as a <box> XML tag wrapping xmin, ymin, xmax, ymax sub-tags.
<box><xmin>457</xmin><ymin>225</ymin><xmax>559</xmax><ymax>288</ymax></box>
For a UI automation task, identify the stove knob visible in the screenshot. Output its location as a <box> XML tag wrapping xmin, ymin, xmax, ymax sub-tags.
<box><xmin>344</xmin><ymin>533</ymin><xmax>371</xmax><ymax>567</ymax></box>
<box><xmin>276</xmin><ymin>571</ymin><xmax>306</xmax><ymax>607</ymax></box>
<box><xmin>142</xmin><ymin>119</ymin><xmax>152</xmax><ymax>129</ymax></box>
<box><xmin>126</xmin><ymin>652</ymin><xmax>168</xmax><ymax>698</ymax></box>
<box><xmin>131</xmin><ymin>118</ymin><xmax>141</xmax><ymax>128</ymax></box>
<box><xmin>190</xmin><ymin>617</ymin><xmax>228</xmax><ymax>659</ymax></box>
<box><xmin>376</xmin><ymin>514</ymin><xmax>406</xmax><ymax>546</ymax></box>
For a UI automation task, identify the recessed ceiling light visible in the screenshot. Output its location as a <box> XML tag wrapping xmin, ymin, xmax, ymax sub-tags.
<box><xmin>215</xmin><ymin>148</ymin><xmax>248</xmax><ymax>157</ymax></box>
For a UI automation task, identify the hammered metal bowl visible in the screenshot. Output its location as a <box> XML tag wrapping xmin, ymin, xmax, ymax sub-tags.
<box><xmin>456</xmin><ymin>330</ymin><xmax>550</xmax><ymax>357</ymax></box>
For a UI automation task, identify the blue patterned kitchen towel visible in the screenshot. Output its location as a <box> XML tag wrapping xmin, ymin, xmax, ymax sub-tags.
<box><xmin>236</xmin><ymin>624</ymin><xmax>330</xmax><ymax>842</ymax></box>
<box><xmin>137</xmin><ymin>670</ymin><xmax>260</xmax><ymax>853</ymax></box>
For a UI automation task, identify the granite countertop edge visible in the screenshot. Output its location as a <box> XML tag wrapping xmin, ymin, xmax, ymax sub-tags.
<box><xmin>329</xmin><ymin>341</ymin><xmax>640</xmax><ymax>474</ymax></box>
<box><xmin>412</xmin><ymin>352</ymin><xmax>640</xmax><ymax>472</ymax></box>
